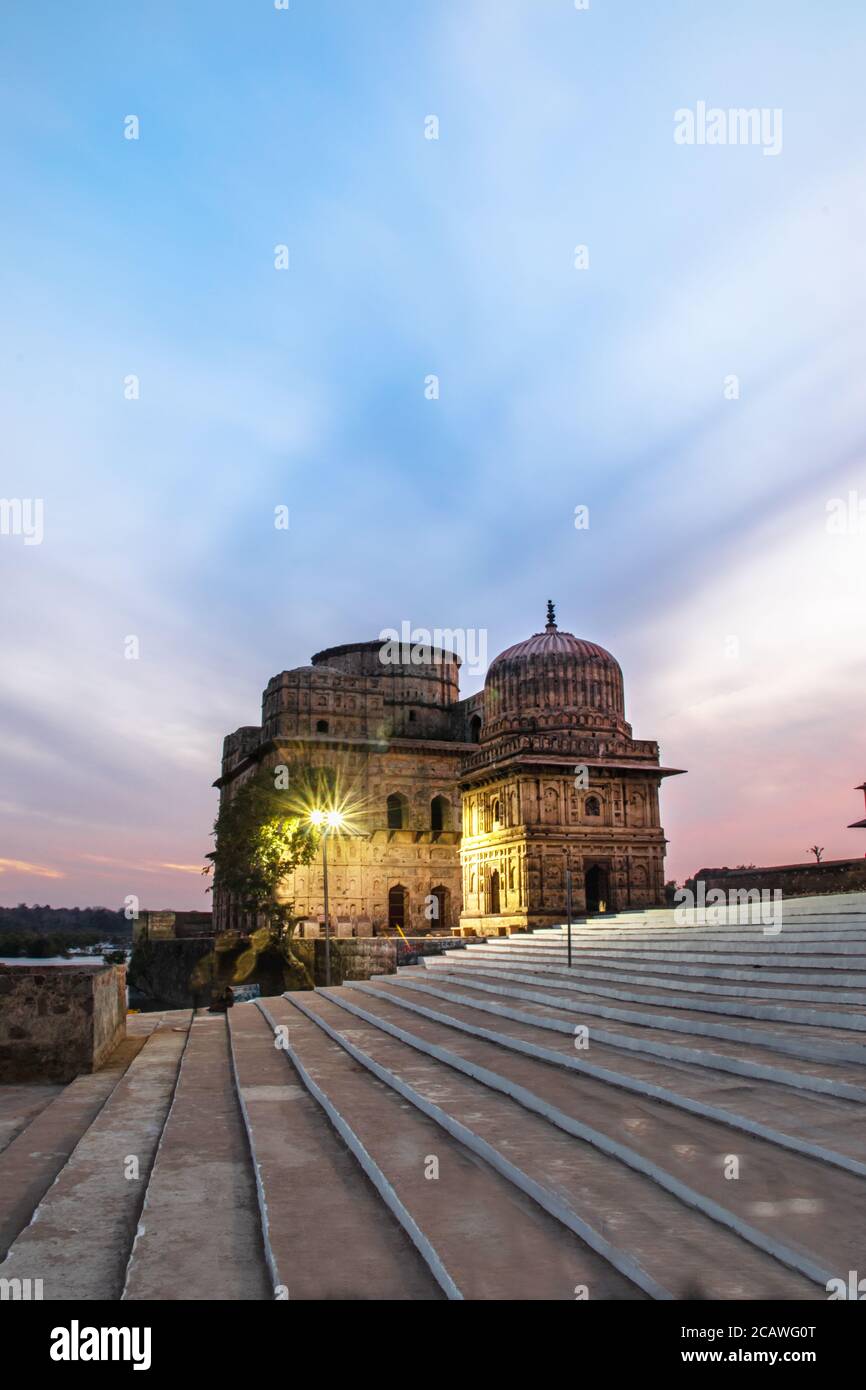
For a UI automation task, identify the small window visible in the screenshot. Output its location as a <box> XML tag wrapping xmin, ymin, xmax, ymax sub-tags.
<box><xmin>387</xmin><ymin>793</ymin><xmax>406</xmax><ymax>830</ymax></box>
<box><xmin>408</xmin><ymin>709</ymin><xmax>417</xmax><ymax>722</ymax></box>
<box><xmin>492</xmin><ymin>798</ymin><xmax>501</xmax><ymax>828</ymax></box>
<box><xmin>585</xmin><ymin>795</ymin><xmax>601</xmax><ymax>817</ymax></box>
<box><xmin>316</xmin><ymin>719</ymin><xmax>329</xmax><ymax>733</ymax></box>
<box><xmin>469</xmin><ymin>714</ymin><xmax>482</xmax><ymax>743</ymax></box>
<box><xmin>431</xmin><ymin>795</ymin><xmax>450</xmax><ymax>832</ymax></box>
<box><xmin>388</xmin><ymin>884</ymin><xmax>407</xmax><ymax>932</ymax></box>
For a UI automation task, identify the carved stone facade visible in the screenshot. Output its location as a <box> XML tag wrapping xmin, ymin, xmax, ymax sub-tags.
<box><xmin>214</xmin><ymin>609</ymin><xmax>683</xmax><ymax>935</ymax></box>
<box><xmin>214</xmin><ymin>641</ymin><xmax>469</xmax><ymax>935</ymax></box>
<box><xmin>458</xmin><ymin>605</ymin><xmax>683</xmax><ymax>931</ymax></box>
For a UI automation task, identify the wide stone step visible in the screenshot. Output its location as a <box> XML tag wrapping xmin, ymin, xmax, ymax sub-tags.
<box><xmin>227</xmin><ymin>1001</ymin><xmax>442</xmax><ymax>1300</ymax></box>
<box><xmin>265</xmin><ymin>993</ymin><xmax>647</xmax><ymax>1299</ymax></box>
<box><xmin>433</xmin><ymin>950</ymin><xmax>866</xmax><ymax>1028</ymax></box>
<box><xmin>360</xmin><ymin>976</ymin><xmax>866</xmax><ymax>1171</ymax></box>
<box><xmin>295</xmin><ymin>989</ymin><xmax>820</xmax><ymax>1299</ymax></box>
<box><xmin>409</xmin><ymin>968</ymin><xmax>866</xmax><ymax>1080</ymax></box>
<box><xmin>408</xmin><ymin>967</ymin><xmax>866</xmax><ymax>1073</ymax></box>
<box><xmin>523</xmin><ymin>929</ymin><xmax>866</xmax><ymax>943</ymax></box>
<box><xmin>432</xmin><ymin>950</ymin><xmax>866</xmax><ymax>998</ymax></box>
<box><xmin>333</xmin><ymin>979</ymin><xmax>866</xmax><ymax>1286</ymax></box>
<box><xmin>0</xmin><ymin>1017</ymin><xmax>190</xmax><ymax>1299</ymax></box>
<box><xmin>122</xmin><ymin>1012</ymin><xmax>271</xmax><ymax>1301</ymax></box>
<box><xmin>440</xmin><ymin>951</ymin><xmax>866</xmax><ymax>991</ymax></box>
<box><xmin>460</xmin><ymin>939</ymin><xmax>866</xmax><ymax>968</ymax></box>
<box><xmin>0</xmin><ymin>1035</ymin><xmax>151</xmax><ymax>1261</ymax></box>
<box><xmin>0</xmin><ymin>1084</ymin><xmax>64</xmax><ymax>1157</ymax></box>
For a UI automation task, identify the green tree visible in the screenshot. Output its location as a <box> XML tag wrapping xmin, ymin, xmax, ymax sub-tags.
<box><xmin>205</xmin><ymin>766</ymin><xmax>332</xmax><ymax>929</ymax></box>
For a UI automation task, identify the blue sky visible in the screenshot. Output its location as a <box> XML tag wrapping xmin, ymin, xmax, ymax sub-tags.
<box><xmin>2</xmin><ymin>0</ymin><xmax>866</xmax><ymax>906</ymax></box>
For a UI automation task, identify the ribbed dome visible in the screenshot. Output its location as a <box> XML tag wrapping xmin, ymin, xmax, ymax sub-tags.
<box><xmin>483</xmin><ymin>602</ymin><xmax>625</xmax><ymax>734</ymax></box>
<box><xmin>490</xmin><ymin>630</ymin><xmax>617</xmax><ymax>667</ymax></box>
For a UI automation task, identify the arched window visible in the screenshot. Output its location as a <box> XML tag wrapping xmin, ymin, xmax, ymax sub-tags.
<box><xmin>585</xmin><ymin>795</ymin><xmax>601</xmax><ymax>818</ymax></box>
<box><xmin>388</xmin><ymin>884</ymin><xmax>407</xmax><ymax>932</ymax></box>
<box><xmin>387</xmin><ymin>793</ymin><xmax>407</xmax><ymax>830</ymax></box>
<box><xmin>316</xmin><ymin>719</ymin><xmax>329</xmax><ymax>733</ymax></box>
<box><xmin>469</xmin><ymin>714</ymin><xmax>482</xmax><ymax>743</ymax></box>
<box><xmin>431</xmin><ymin>795</ymin><xmax>450</xmax><ymax>832</ymax></box>
<box><xmin>492</xmin><ymin>798</ymin><xmax>501</xmax><ymax>829</ymax></box>
<box><xmin>489</xmin><ymin>869</ymin><xmax>501</xmax><ymax>915</ymax></box>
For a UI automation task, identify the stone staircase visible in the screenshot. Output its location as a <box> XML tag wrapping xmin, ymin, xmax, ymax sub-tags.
<box><xmin>1</xmin><ymin>893</ymin><xmax>865</xmax><ymax>1300</ymax></box>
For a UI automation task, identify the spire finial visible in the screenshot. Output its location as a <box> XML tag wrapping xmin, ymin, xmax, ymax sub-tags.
<box><xmin>546</xmin><ymin>599</ymin><xmax>557</xmax><ymax>631</ymax></box>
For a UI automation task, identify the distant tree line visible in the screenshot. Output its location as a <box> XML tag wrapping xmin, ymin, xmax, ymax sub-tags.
<box><xmin>0</xmin><ymin>904</ymin><xmax>131</xmax><ymax>957</ymax></box>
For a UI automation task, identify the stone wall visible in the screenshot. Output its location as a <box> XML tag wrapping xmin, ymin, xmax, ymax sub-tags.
<box><xmin>689</xmin><ymin>858</ymin><xmax>866</xmax><ymax>899</ymax></box>
<box><xmin>309</xmin><ymin>938</ymin><xmax>397</xmax><ymax>985</ymax></box>
<box><xmin>128</xmin><ymin>934</ymin><xmax>406</xmax><ymax>1008</ymax></box>
<box><xmin>0</xmin><ymin>963</ymin><xmax>126</xmax><ymax>1083</ymax></box>
<box><xmin>132</xmin><ymin>910</ymin><xmax>213</xmax><ymax>944</ymax></box>
<box><xmin>129</xmin><ymin>938</ymin><xmax>215</xmax><ymax>1010</ymax></box>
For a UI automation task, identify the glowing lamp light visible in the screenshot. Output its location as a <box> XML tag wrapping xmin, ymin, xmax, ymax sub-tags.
<box><xmin>308</xmin><ymin>808</ymin><xmax>345</xmax><ymax>830</ymax></box>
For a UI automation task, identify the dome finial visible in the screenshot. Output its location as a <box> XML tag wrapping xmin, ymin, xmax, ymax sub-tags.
<box><xmin>546</xmin><ymin>599</ymin><xmax>557</xmax><ymax>632</ymax></box>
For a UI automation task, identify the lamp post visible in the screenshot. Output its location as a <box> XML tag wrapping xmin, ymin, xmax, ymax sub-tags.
<box><xmin>310</xmin><ymin>809</ymin><xmax>345</xmax><ymax>987</ymax></box>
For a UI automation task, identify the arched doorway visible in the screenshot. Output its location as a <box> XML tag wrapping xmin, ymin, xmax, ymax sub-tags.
<box><xmin>489</xmin><ymin>869</ymin><xmax>501</xmax><ymax>915</ymax></box>
<box><xmin>469</xmin><ymin>714</ymin><xmax>482</xmax><ymax>743</ymax></box>
<box><xmin>431</xmin><ymin>795</ymin><xmax>450</xmax><ymax>832</ymax></box>
<box><xmin>584</xmin><ymin>865</ymin><xmax>608</xmax><ymax>914</ymax></box>
<box><xmin>388</xmin><ymin>884</ymin><xmax>407</xmax><ymax>933</ymax></box>
<box><xmin>430</xmin><ymin>884</ymin><xmax>449</xmax><ymax>930</ymax></box>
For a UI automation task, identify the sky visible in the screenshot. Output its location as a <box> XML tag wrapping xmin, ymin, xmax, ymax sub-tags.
<box><xmin>2</xmin><ymin>0</ymin><xmax>866</xmax><ymax>909</ymax></box>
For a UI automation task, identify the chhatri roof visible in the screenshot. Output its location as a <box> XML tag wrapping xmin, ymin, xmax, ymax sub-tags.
<box><xmin>487</xmin><ymin>600</ymin><xmax>619</xmax><ymax>673</ymax></box>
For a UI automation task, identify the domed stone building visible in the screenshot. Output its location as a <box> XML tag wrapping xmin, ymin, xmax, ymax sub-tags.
<box><xmin>214</xmin><ymin>604</ymin><xmax>683</xmax><ymax>936</ymax></box>
<box><xmin>459</xmin><ymin>602</ymin><xmax>683</xmax><ymax>932</ymax></box>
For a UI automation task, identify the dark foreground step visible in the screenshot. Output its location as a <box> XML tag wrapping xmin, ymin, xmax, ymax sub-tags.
<box><xmin>264</xmin><ymin>994</ymin><xmax>645</xmax><ymax>1300</ymax></box>
<box><xmin>228</xmin><ymin>1001</ymin><xmax>442</xmax><ymax>1300</ymax></box>
<box><xmin>0</xmin><ymin>1017</ymin><xmax>190</xmax><ymax>1299</ymax></box>
<box><xmin>123</xmin><ymin>1013</ymin><xmax>271</xmax><ymax>1301</ymax></box>
<box><xmin>335</xmin><ymin>979</ymin><xmax>866</xmax><ymax>1283</ymax></box>
<box><xmin>292</xmin><ymin>991</ymin><xmax>820</xmax><ymax>1300</ymax></box>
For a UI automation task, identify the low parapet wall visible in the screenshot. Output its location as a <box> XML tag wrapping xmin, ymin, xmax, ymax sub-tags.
<box><xmin>690</xmin><ymin>858</ymin><xmax>866</xmax><ymax>900</ymax></box>
<box><xmin>0</xmin><ymin>963</ymin><xmax>126</xmax><ymax>1083</ymax></box>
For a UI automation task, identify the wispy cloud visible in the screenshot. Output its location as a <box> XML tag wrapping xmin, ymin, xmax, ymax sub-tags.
<box><xmin>0</xmin><ymin>859</ymin><xmax>65</xmax><ymax>879</ymax></box>
<box><xmin>1</xmin><ymin>1</ymin><xmax>865</xmax><ymax>902</ymax></box>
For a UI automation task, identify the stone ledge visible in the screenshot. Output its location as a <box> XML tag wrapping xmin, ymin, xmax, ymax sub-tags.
<box><xmin>0</xmin><ymin>964</ymin><xmax>126</xmax><ymax>1083</ymax></box>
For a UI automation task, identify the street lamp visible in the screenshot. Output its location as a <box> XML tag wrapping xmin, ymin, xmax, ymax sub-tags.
<box><xmin>309</xmin><ymin>808</ymin><xmax>345</xmax><ymax>986</ymax></box>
